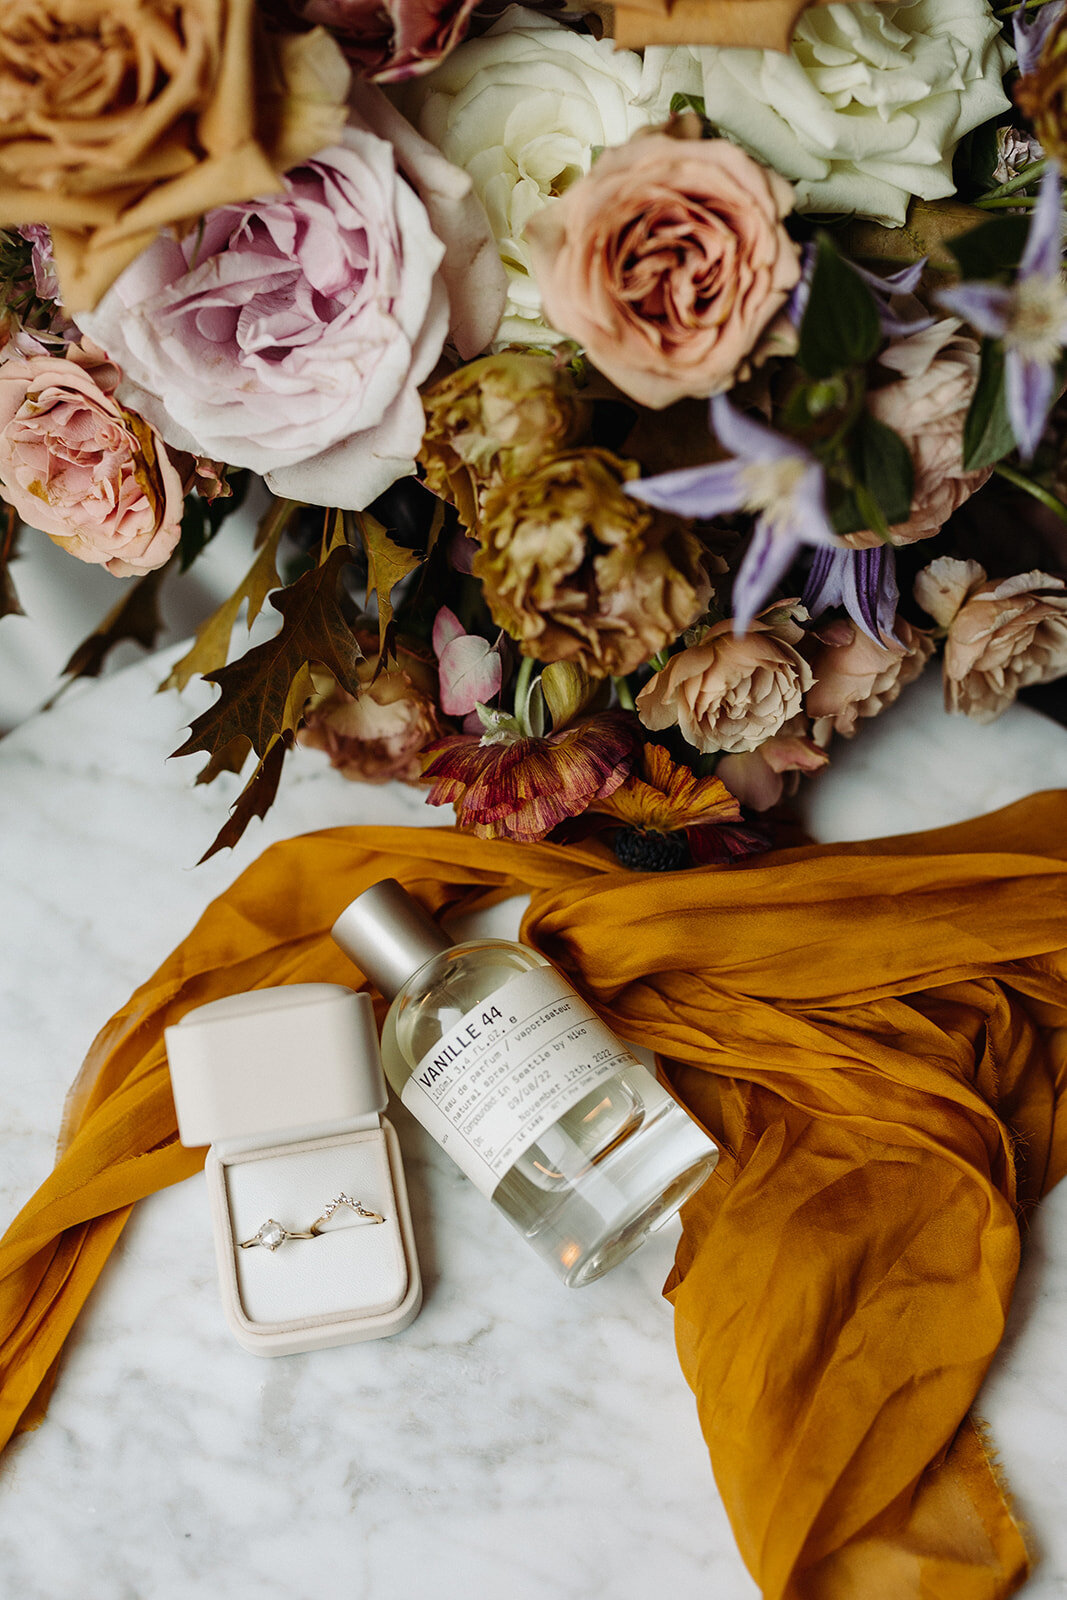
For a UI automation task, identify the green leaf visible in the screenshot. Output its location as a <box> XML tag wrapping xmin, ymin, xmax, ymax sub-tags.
<box><xmin>851</xmin><ymin>412</ymin><xmax>913</xmax><ymax>528</ymax></box>
<box><xmin>946</xmin><ymin>215</ymin><xmax>1029</xmax><ymax>282</ymax></box>
<box><xmin>797</xmin><ymin>233</ymin><xmax>881</xmax><ymax>379</ymax></box>
<box><xmin>670</xmin><ymin>91</ymin><xmax>707</xmax><ymax>117</ymax></box>
<box><xmin>963</xmin><ymin>339</ymin><xmax>1016</xmax><ymax>470</ymax></box>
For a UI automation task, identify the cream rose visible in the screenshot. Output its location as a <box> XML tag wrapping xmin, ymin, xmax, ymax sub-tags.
<box><xmin>690</xmin><ymin>0</ymin><xmax>1013</xmax><ymax>227</ymax></box>
<box><xmin>525</xmin><ymin>133</ymin><xmax>801</xmax><ymax>409</ymax></box>
<box><xmin>395</xmin><ymin>7</ymin><xmax>696</xmax><ymax>346</ymax></box>
<box><xmin>636</xmin><ymin>607</ymin><xmax>813</xmax><ymax>755</ymax></box>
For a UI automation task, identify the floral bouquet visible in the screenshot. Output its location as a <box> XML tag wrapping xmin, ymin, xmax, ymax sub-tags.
<box><xmin>1</xmin><ymin>0</ymin><xmax>1065</xmax><ymax>865</ymax></box>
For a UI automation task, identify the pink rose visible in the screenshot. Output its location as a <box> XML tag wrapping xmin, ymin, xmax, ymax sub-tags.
<box><xmin>848</xmin><ymin>320</ymin><xmax>993</xmax><ymax>549</ymax></box>
<box><xmin>525</xmin><ymin>132</ymin><xmax>801</xmax><ymax>410</ymax></box>
<box><xmin>78</xmin><ymin>93</ymin><xmax>505</xmax><ymax>510</ymax></box>
<box><xmin>804</xmin><ymin>617</ymin><xmax>934</xmax><ymax>742</ymax></box>
<box><xmin>716</xmin><ymin>716</ymin><xmax>828</xmax><ymax>810</ymax></box>
<box><xmin>291</xmin><ymin>0</ymin><xmax>478</xmax><ymax>82</ymax></box>
<box><xmin>0</xmin><ymin>349</ymin><xmax>183</xmax><ymax>577</ymax></box>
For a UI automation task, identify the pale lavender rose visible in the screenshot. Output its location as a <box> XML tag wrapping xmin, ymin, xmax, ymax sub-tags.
<box><xmin>292</xmin><ymin>0</ymin><xmax>479</xmax><ymax>82</ymax></box>
<box><xmin>78</xmin><ymin>94</ymin><xmax>505</xmax><ymax>510</ymax></box>
<box><xmin>17</xmin><ymin>226</ymin><xmax>61</xmax><ymax>304</ymax></box>
<box><xmin>0</xmin><ymin>348</ymin><xmax>183</xmax><ymax>577</ymax></box>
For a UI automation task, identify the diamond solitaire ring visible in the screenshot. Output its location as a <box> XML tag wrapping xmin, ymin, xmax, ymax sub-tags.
<box><xmin>310</xmin><ymin>1193</ymin><xmax>385</xmax><ymax>1232</ymax></box>
<box><xmin>238</xmin><ymin>1218</ymin><xmax>317</xmax><ymax>1251</ymax></box>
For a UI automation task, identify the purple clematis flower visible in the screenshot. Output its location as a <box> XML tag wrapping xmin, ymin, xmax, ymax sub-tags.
<box><xmin>788</xmin><ymin>245</ymin><xmax>933</xmax><ymax>340</ymax></box>
<box><xmin>1014</xmin><ymin>0</ymin><xmax>1064</xmax><ymax>74</ymax></box>
<box><xmin>937</xmin><ymin>162</ymin><xmax>1067</xmax><ymax>461</ymax></box>
<box><xmin>625</xmin><ymin>394</ymin><xmax>842</xmax><ymax>634</ymax></box>
<box><xmin>803</xmin><ymin>543</ymin><xmax>902</xmax><ymax>647</ymax></box>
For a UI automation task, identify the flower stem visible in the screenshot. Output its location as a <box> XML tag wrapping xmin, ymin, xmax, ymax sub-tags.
<box><xmin>995</xmin><ymin>0</ymin><xmax>1053</xmax><ymax>15</ymax></box>
<box><xmin>512</xmin><ymin>653</ymin><xmax>536</xmax><ymax>732</ymax></box>
<box><xmin>994</xmin><ymin>462</ymin><xmax>1067</xmax><ymax>525</ymax></box>
<box><xmin>973</xmin><ymin>195</ymin><xmax>1039</xmax><ymax>210</ymax></box>
<box><xmin>977</xmin><ymin>159</ymin><xmax>1050</xmax><ymax>202</ymax></box>
<box><xmin>613</xmin><ymin>676</ymin><xmax>636</xmax><ymax>712</ymax></box>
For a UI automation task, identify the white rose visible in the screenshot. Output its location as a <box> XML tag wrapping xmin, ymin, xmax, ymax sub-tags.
<box><xmin>692</xmin><ymin>0</ymin><xmax>1013</xmax><ymax>227</ymax></box>
<box><xmin>394</xmin><ymin>6</ymin><xmax>698</xmax><ymax>347</ymax></box>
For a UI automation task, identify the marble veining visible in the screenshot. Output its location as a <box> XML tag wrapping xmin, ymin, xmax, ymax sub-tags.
<box><xmin>1</xmin><ymin>657</ymin><xmax>1066</xmax><ymax>1598</ymax></box>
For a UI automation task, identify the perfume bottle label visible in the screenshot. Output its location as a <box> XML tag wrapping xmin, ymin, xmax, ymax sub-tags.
<box><xmin>402</xmin><ymin>965</ymin><xmax>636</xmax><ymax>1198</ymax></box>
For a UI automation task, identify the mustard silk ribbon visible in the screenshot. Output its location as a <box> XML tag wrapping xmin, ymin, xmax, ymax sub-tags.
<box><xmin>5</xmin><ymin>798</ymin><xmax>1067</xmax><ymax>1597</ymax></box>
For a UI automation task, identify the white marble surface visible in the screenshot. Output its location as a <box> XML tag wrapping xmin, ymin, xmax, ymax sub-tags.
<box><xmin>1</xmin><ymin>658</ymin><xmax>1066</xmax><ymax>1599</ymax></box>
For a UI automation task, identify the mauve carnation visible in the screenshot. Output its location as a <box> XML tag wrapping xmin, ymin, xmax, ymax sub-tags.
<box><xmin>0</xmin><ymin>349</ymin><xmax>182</xmax><ymax>577</ymax></box>
<box><xmin>526</xmin><ymin>132</ymin><xmax>801</xmax><ymax>410</ymax></box>
<box><xmin>293</xmin><ymin>0</ymin><xmax>478</xmax><ymax>82</ymax></box>
<box><xmin>848</xmin><ymin>320</ymin><xmax>992</xmax><ymax>549</ymax></box>
<box><xmin>78</xmin><ymin>97</ymin><xmax>504</xmax><ymax>510</ymax></box>
<box><xmin>804</xmin><ymin>616</ymin><xmax>934</xmax><ymax>742</ymax></box>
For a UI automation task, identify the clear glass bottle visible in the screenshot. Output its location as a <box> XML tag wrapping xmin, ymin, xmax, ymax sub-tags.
<box><xmin>333</xmin><ymin>880</ymin><xmax>718</xmax><ymax>1287</ymax></box>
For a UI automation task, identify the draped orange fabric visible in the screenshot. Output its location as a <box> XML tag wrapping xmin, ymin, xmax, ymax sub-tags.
<box><xmin>5</xmin><ymin>795</ymin><xmax>1067</xmax><ymax>1597</ymax></box>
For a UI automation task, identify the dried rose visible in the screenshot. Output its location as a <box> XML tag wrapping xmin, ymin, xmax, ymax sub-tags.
<box><xmin>716</xmin><ymin>715</ymin><xmax>828</xmax><ymax>809</ymax></box>
<box><xmin>916</xmin><ymin>556</ymin><xmax>1067</xmax><ymax>722</ymax></box>
<box><xmin>0</xmin><ymin>347</ymin><xmax>183</xmax><ymax>576</ymax></box>
<box><xmin>0</xmin><ymin>2</ymin><xmax>351</xmax><ymax>313</ymax></box>
<box><xmin>525</xmin><ymin>132</ymin><xmax>801</xmax><ymax>410</ymax></box>
<box><xmin>474</xmin><ymin>449</ymin><xmax>712</xmax><ymax>679</ymax></box>
<box><xmin>636</xmin><ymin>606</ymin><xmax>813</xmax><ymax>755</ymax></box>
<box><xmin>846</xmin><ymin>321</ymin><xmax>993</xmax><ymax>550</ymax></box>
<box><xmin>422</xmin><ymin>711</ymin><xmax>637</xmax><ymax>842</ymax></box>
<box><xmin>803</xmin><ymin>617</ymin><xmax>934</xmax><ymax>743</ymax></box>
<box><xmin>420</xmin><ymin>353</ymin><xmax>591</xmax><ymax>531</ymax></box>
<box><xmin>298</xmin><ymin>652</ymin><xmax>445</xmax><ymax>783</ymax></box>
<box><xmin>286</xmin><ymin>0</ymin><xmax>478</xmax><ymax>82</ymax></box>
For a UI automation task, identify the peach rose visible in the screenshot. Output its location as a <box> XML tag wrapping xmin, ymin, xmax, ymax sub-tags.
<box><xmin>525</xmin><ymin>132</ymin><xmax>801</xmax><ymax>411</ymax></box>
<box><xmin>298</xmin><ymin>657</ymin><xmax>445</xmax><ymax>782</ymax></box>
<box><xmin>637</xmin><ymin>606</ymin><xmax>813</xmax><ymax>754</ymax></box>
<box><xmin>716</xmin><ymin>714</ymin><xmax>828</xmax><ymax>810</ymax></box>
<box><xmin>848</xmin><ymin>320</ymin><xmax>993</xmax><ymax>549</ymax></box>
<box><xmin>0</xmin><ymin>349</ymin><xmax>183</xmax><ymax>576</ymax></box>
<box><xmin>804</xmin><ymin>617</ymin><xmax>934</xmax><ymax>743</ymax></box>
<box><xmin>915</xmin><ymin>556</ymin><xmax>1067</xmax><ymax>722</ymax></box>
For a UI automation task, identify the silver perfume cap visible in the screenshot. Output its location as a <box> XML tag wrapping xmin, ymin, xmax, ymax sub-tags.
<box><xmin>332</xmin><ymin>878</ymin><xmax>453</xmax><ymax>999</ymax></box>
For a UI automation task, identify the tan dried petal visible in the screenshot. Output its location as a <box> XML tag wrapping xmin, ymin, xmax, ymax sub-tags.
<box><xmin>914</xmin><ymin>555</ymin><xmax>987</xmax><ymax>629</ymax></box>
<box><xmin>474</xmin><ymin>448</ymin><xmax>711</xmax><ymax>679</ymax></box>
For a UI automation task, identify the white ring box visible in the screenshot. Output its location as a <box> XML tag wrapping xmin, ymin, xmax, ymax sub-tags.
<box><xmin>165</xmin><ymin>984</ymin><xmax>422</xmax><ymax>1356</ymax></box>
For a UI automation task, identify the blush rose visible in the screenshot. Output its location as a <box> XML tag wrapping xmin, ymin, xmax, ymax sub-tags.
<box><xmin>526</xmin><ymin>133</ymin><xmax>801</xmax><ymax>409</ymax></box>
<box><xmin>0</xmin><ymin>349</ymin><xmax>183</xmax><ymax>577</ymax></box>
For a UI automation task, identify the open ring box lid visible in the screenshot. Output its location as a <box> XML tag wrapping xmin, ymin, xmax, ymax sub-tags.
<box><xmin>165</xmin><ymin>983</ymin><xmax>421</xmax><ymax>1356</ymax></box>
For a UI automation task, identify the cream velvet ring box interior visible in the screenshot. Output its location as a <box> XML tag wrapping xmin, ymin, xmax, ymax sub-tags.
<box><xmin>165</xmin><ymin>984</ymin><xmax>422</xmax><ymax>1356</ymax></box>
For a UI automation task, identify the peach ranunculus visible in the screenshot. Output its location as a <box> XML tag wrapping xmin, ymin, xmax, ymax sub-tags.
<box><xmin>803</xmin><ymin>617</ymin><xmax>934</xmax><ymax>744</ymax></box>
<box><xmin>298</xmin><ymin>654</ymin><xmax>446</xmax><ymax>783</ymax></box>
<box><xmin>636</xmin><ymin>605</ymin><xmax>813</xmax><ymax>754</ymax></box>
<box><xmin>848</xmin><ymin>320</ymin><xmax>993</xmax><ymax>550</ymax></box>
<box><xmin>0</xmin><ymin>1</ymin><xmax>351</xmax><ymax>313</ymax></box>
<box><xmin>716</xmin><ymin>714</ymin><xmax>828</xmax><ymax>809</ymax></box>
<box><xmin>0</xmin><ymin>348</ymin><xmax>183</xmax><ymax>577</ymax></box>
<box><xmin>915</xmin><ymin>556</ymin><xmax>1067</xmax><ymax>723</ymax></box>
<box><xmin>525</xmin><ymin>132</ymin><xmax>801</xmax><ymax>411</ymax></box>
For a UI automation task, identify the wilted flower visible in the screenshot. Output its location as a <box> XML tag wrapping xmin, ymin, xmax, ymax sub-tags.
<box><xmin>716</xmin><ymin>715</ymin><xmax>829</xmax><ymax>810</ymax></box>
<box><xmin>637</xmin><ymin>604</ymin><xmax>813</xmax><ymax>754</ymax></box>
<box><xmin>525</xmin><ymin>132</ymin><xmax>801</xmax><ymax>410</ymax></box>
<box><xmin>937</xmin><ymin>165</ymin><xmax>1067</xmax><ymax>462</ymax></box>
<box><xmin>804</xmin><ymin>617</ymin><xmax>934</xmax><ymax>743</ymax></box>
<box><xmin>587</xmin><ymin>742</ymin><xmax>759</xmax><ymax>870</ymax></box>
<box><xmin>420</xmin><ymin>353</ymin><xmax>591</xmax><ymax>530</ymax></box>
<box><xmin>0</xmin><ymin>5</ymin><xmax>352</xmax><ymax>312</ymax></box>
<box><xmin>299</xmin><ymin>651</ymin><xmax>445</xmax><ymax>783</ymax></box>
<box><xmin>993</xmin><ymin>127</ymin><xmax>1045</xmax><ymax>185</ymax></box>
<box><xmin>1015</xmin><ymin>2</ymin><xmax>1067</xmax><ymax>160</ymax></box>
<box><xmin>628</xmin><ymin>395</ymin><xmax>841</xmax><ymax>633</ymax></box>
<box><xmin>474</xmin><ymin>449</ymin><xmax>712</xmax><ymax>679</ymax></box>
<box><xmin>0</xmin><ymin>347</ymin><xmax>183</xmax><ymax>577</ymax></box>
<box><xmin>915</xmin><ymin>555</ymin><xmax>1067</xmax><ymax>721</ymax></box>
<box><xmin>287</xmin><ymin>0</ymin><xmax>478</xmax><ymax>82</ymax></box>
<box><xmin>422</xmin><ymin>711</ymin><xmax>638</xmax><ymax>841</ymax></box>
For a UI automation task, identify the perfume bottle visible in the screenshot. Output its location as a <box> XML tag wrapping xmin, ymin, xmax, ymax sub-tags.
<box><xmin>332</xmin><ymin>879</ymin><xmax>718</xmax><ymax>1287</ymax></box>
